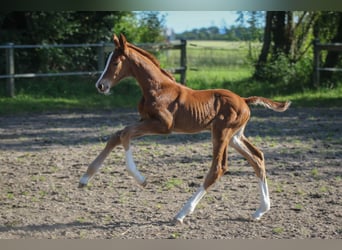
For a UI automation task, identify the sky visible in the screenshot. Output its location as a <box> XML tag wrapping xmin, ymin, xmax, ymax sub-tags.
<box><xmin>159</xmin><ymin>11</ymin><xmax>240</xmax><ymax>34</ymax></box>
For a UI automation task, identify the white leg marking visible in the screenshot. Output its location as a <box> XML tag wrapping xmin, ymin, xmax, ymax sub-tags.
<box><xmin>125</xmin><ymin>147</ymin><xmax>146</xmax><ymax>186</ymax></box>
<box><xmin>175</xmin><ymin>185</ymin><xmax>206</xmax><ymax>223</ymax></box>
<box><xmin>253</xmin><ymin>178</ymin><xmax>270</xmax><ymax>220</ymax></box>
<box><xmin>231</xmin><ymin>134</ymin><xmax>253</xmax><ymax>159</ymax></box>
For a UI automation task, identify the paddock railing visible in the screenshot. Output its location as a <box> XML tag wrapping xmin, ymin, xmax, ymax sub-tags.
<box><xmin>313</xmin><ymin>39</ymin><xmax>342</xmax><ymax>86</ymax></box>
<box><xmin>0</xmin><ymin>40</ymin><xmax>187</xmax><ymax>97</ymax></box>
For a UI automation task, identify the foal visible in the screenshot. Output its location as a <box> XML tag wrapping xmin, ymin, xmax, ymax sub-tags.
<box><xmin>79</xmin><ymin>34</ymin><xmax>291</xmax><ymax>224</ymax></box>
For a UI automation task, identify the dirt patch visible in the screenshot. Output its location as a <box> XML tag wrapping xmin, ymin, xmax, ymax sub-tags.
<box><xmin>0</xmin><ymin>107</ymin><xmax>341</xmax><ymax>239</ymax></box>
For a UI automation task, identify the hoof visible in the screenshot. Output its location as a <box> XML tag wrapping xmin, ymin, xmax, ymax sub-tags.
<box><xmin>79</xmin><ymin>174</ymin><xmax>90</xmax><ymax>188</ymax></box>
<box><xmin>252</xmin><ymin>203</ymin><xmax>270</xmax><ymax>220</ymax></box>
<box><xmin>252</xmin><ymin>208</ymin><xmax>269</xmax><ymax>220</ymax></box>
<box><xmin>172</xmin><ymin>217</ymin><xmax>184</xmax><ymax>226</ymax></box>
<box><xmin>78</xmin><ymin>182</ymin><xmax>87</xmax><ymax>188</ymax></box>
<box><xmin>140</xmin><ymin>178</ymin><xmax>147</xmax><ymax>188</ymax></box>
<box><xmin>252</xmin><ymin>214</ymin><xmax>262</xmax><ymax>221</ymax></box>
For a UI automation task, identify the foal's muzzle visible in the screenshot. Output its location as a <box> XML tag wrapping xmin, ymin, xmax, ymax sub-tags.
<box><xmin>96</xmin><ymin>81</ymin><xmax>110</xmax><ymax>94</ymax></box>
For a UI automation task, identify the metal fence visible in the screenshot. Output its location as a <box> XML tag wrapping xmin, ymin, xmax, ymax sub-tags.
<box><xmin>313</xmin><ymin>39</ymin><xmax>342</xmax><ymax>86</ymax></box>
<box><xmin>0</xmin><ymin>40</ymin><xmax>187</xmax><ymax>97</ymax></box>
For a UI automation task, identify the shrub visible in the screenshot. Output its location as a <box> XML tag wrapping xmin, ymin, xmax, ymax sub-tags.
<box><xmin>254</xmin><ymin>53</ymin><xmax>313</xmax><ymax>93</ymax></box>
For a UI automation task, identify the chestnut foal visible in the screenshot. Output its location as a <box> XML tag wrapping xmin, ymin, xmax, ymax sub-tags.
<box><xmin>79</xmin><ymin>34</ymin><xmax>291</xmax><ymax>224</ymax></box>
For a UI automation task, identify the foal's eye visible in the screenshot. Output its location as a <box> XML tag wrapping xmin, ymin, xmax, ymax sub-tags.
<box><xmin>113</xmin><ymin>61</ymin><xmax>119</xmax><ymax>66</ymax></box>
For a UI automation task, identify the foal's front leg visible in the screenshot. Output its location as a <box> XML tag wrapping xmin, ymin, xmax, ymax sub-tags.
<box><xmin>123</xmin><ymin>141</ymin><xmax>147</xmax><ymax>187</ymax></box>
<box><xmin>78</xmin><ymin>127</ymin><xmax>148</xmax><ymax>188</ymax></box>
<box><xmin>119</xmin><ymin>119</ymin><xmax>172</xmax><ymax>186</ymax></box>
<box><xmin>79</xmin><ymin>131</ymin><xmax>121</xmax><ymax>187</ymax></box>
<box><xmin>79</xmin><ymin>118</ymin><xmax>171</xmax><ymax>188</ymax></box>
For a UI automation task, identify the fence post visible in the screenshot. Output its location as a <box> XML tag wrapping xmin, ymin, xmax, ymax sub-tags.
<box><xmin>313</xmin><ymin>39</ymin><xmax>320</xmax><ymax>87</ymax></box>
<box><xmin>6</xmin><ymin>43</ymin><xmax>15</xmax><ymax>97</ymax></box>
<box><xmin>180</xmin><ymin>39</ymin><xmax>187</xmax><ymax>85</ymax></box>
<box><xmin>97</xmin><ymin>41</ymin><xmax>105</xmax><ymax>72</ymax></box>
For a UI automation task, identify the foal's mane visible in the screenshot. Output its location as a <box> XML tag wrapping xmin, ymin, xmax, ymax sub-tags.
<box><xmin>127</xmin><ymin>43</ymin><xmax>176</xmax><ymax>81</ymax></box>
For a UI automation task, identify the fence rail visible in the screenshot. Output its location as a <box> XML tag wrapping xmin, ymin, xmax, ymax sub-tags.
<box><xmin>313</xmin><ymin>39</ymin><xmax>342</xmax><ymax>86</ymax></box>
<box><xmin>1</xmin><ymin>40</ymin><xmax>187</xmax><ymax>97</ymax></box>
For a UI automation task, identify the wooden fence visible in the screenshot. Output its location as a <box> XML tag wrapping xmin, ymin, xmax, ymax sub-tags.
<box><xmin>313</xmin><ymin>39</ymin><xmax>342</xmax><ymax>86</ymax></box>
<box><xmin>0</xmin><ymin>40</ymin><xmax>187</xmax><ymax>97</ymax></box>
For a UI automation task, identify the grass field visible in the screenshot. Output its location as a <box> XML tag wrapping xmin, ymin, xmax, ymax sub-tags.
<box><xmin>160</xmin><ymin>40</ymin><xmax>260</xmax><ymax>69</ymax></box>
<box><xmin>0</xmin><ymin>40</ymin><xmax>341</xmax><ymax>114</ymax></box>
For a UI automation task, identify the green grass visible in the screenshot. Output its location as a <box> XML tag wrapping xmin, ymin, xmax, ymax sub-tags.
<box><xmin>0</xmin><ymin>76</ymin><xmax>141</xmax><ymax>114</ymax></box>
<box><xmin>311</xmin><ymin>167</ymin><xmax>319</xmax><ymax>179</ymax></box>
<box><xmin>273</xmin><ymin>85</ymin><xmax>342</xmax><ymax>107</ymax></box>
<box><xmin>164</xmin><ymin>178</ymin><xmax>183</xmax><ymax>190</ymax></box>
<box><xmin>272</xmin><ymin>227</ymin><xmax>284</xmax><ymax>234</ymax></box>
<box><xmin>160</xmin><ymin>40</ymin><xmax>258</xmax><ymax>69</ymax></box>
<box><xmin>294</xmin><ymin>203</ymin><xmax>304</xmax><ymax>211</ymax></box>
<box><xmin>187</xmin><ymin>66</ymin><xmax>253</xmax><ymax>90</ymax></box>
<box><xmin>6</xmin><ymin>193</ymin><xmax>14</xmax><ymax>200</ymax></box>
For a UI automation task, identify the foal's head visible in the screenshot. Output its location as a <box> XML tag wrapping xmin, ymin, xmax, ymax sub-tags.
<box><xmin>95</xmin><ymin>34</ymin><xmax>131</xmax><ymax>95</ymax></box>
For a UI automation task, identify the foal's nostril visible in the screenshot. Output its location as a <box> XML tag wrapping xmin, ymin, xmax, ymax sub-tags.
<box><xmin>98</xmin><ymin>83</ymin><xmax>105</xmax><ymax>91</ymax></box>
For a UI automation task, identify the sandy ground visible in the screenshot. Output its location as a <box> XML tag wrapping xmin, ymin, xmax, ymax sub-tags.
<box><xmin>0</xmin><ymin>107</ymin><xmax>341</xmax><ymax>239</ymax></box>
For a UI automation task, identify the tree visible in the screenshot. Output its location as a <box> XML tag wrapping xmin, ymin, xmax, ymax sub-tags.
<box><xmin>253</xmin><ymin>11</ymin><xmax>342</xmax><ymax>86</ymax></box>
<box><xmin>113</xmin><ymin>11</ymin><xmax>166</xmax><ymax>43</ymax></box>
<box><xmin>0</xmin><ymin>11</ymin><xmax>117</xmax><ymax>74</ymax></box>
<box><xmin>255</xmin><ymin>11</ymin><xmax>295</xmax><ymax>68</ymax></box>
<box><xmin>253</xmin><ymin>11</ymin><xmax>321</xmax><ymax>84</ymax></box>
<box><xmin>236</xmin><ymin>11</ymin><xmax>264</xmax><ymax>41</ymax></box>
<box><xmin>0</xmin><ymin>11</ymin><xmax>166</xmax><ymax>75</ymax></box>
<box><xmin>138</xmin><ymin>11</ymin><xmax>165</xmax><ymax>43</ymax></box>
<box><xmin>255</xmin><ymin>11</ymin><xmax>273</xmax><ymax>73</ymax></box>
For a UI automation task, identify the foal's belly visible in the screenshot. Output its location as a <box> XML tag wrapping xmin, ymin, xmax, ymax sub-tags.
<box><xmin>172</xmin><ymin>109</ymin><xmax>214</xmax><ymax>133</ymax></box>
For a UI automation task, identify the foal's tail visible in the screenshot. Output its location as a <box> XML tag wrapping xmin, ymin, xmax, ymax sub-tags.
<box><xmin>244</xmin><ymin>96</ymin><xmax>291</xmax><ymax>112</ymax></box>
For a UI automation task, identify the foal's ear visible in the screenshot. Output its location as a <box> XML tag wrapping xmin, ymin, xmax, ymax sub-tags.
<box><xmin>119</xmin><ymin>33</ymin><xmax>128</xmax><ymax>52</ymax></box>
<box><xmin>113</xmin><ymin>34</ymin><xmax>120</xmax><ymax>48</ymax></box>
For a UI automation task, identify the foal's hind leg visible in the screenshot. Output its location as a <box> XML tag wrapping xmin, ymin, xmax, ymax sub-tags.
<box><xmin>174</xmin><ymin>127</ymin><xmax>232</xmax><ymax>224</ymax></box>
<box><xmin>230</xmin><ymin>128</ymin><xmax>270</xmax><ymax>220</ymax></box>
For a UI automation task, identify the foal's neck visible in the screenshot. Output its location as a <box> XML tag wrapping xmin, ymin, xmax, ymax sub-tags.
<box><xmin>129</xmin><ymin>52</ymin><xmax>176</xmax><ymax>94</ymax></box>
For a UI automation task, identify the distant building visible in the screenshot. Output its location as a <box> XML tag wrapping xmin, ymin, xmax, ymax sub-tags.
<box><xmin>164</xmin><ymin>27</ymin><xmax>175</xmax><ymax>43</ymax></box>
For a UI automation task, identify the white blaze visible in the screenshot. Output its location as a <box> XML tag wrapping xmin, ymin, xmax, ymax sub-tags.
<box><xmin>96</xmin><ymin>52</ymin><xmax>114</xmax><ymax>87</ymax></box>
